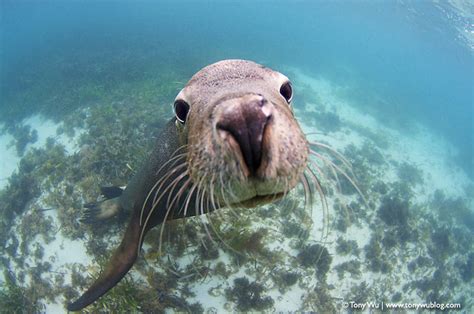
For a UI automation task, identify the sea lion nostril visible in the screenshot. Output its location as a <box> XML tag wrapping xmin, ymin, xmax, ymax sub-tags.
<box><xmin>216</xmin><ymin>97</ymin><xmax>270</xmax><ymax>175</ymax></box>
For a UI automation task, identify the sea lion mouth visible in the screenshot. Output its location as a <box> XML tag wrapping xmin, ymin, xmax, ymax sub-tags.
<box><xmin>215</xmin><ymin>94</ymin><xmax>272</xmax><ymax>177</ymax></box>
<box><xmin>218</xmin><ymin>127</ymin><xmax>264</xmax><ymax>178</ymax></box>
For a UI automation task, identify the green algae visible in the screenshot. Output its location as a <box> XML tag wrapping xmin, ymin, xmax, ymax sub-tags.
<box><xmin>335</xmin><ymin>260</ymin><xmax>362</xmax><ymax>280</ymax></box>
<box><xmin>335</xmin><ymin>237</ymin><xmax>359</xmax><ymax>256</ymax></box>
<box><xmin>225</xmin><ymin>277</ymin><xmax>274</xmax><ymax>312</ymax></box>
<box><xmin>0</xmin><ymin>269</ymin><xmax>45</xmax><ymax>313</ymax></box>
<box><xmin>0</xmin><ymin>59</ymin><xmax>472</xmax><ymax>313</ymax></box>
<box><xmin>302</xmin><ymin>285</ymin><xmax>336</xmax><ymax>313</ymax></box>
<box><xmin>7</xmin><ymin>124</ymin><xmax>38</xmax><ymax>157</ymax></box>
<box><xmin>85</xmin><ymin>276</ymin><xmax>142</xmax><ymax>313</ymax></box>
<box><xmin>297</xmin><ymin>243</ymin><xmax>332</xmax><ymax>281</ymax></box>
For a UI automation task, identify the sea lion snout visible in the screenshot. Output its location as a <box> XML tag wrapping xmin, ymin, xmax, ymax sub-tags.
<box><xmin>185</xmin><ymin>60</ymin><xmax>308</xmax><ymax>204</ymax></box>
<box><xmin>215</xmin><ymin>94</ymin><xmax>272</xmax><ymax>176</ymax></box>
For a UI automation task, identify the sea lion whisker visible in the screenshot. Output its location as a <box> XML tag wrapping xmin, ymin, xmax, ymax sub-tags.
<box><xmin>308</xmin><ymin>141</ymin><xmax>353</xmax><ymax>173</ymax></box>
<box><xmin>171</xmin><ymin>177</ymin><xmax>193</xmax><ymax>216</ymax></box>
<box><xmin>167</xmin><ymin>177</ymin><xmax>192</xmax><ymax>216</ymax></box>
<box><xmin>165</xmin><ymin>171</ymin><xmax>190</xmax><ymax>211</ymax></box>
<box><xmin>156</xmin><ymin>148</ymin><xmax>187</xmax><ymax>172</ymax></box>
<box><xmin>140</xmin><ymin>161</ymin><xmax>187</xmax><ymax>225</ymax></box>
<box><xmin>310</xmin><ymin>150</ymin><xmax>368</xmax><ymax>207</ymax></box>
<box><xmin>182</xmin><ymin>181</ymin><xmax>198</xmax><ymax>217</ymax></box>
<box><xmin>139</xmin><ymin>171</ymin><xmax>189</xmax><ymax>255</ymax></box>
<box><xmin>282</xmin><ymin>176</ymin><xmax>291</xmax><ymax>200</ymax></box>
<box><xmin>299</xmin><ymin>173</ymin><xmax>312</xmax><ymax>215</ymax></box>
<box><xmin>307</xmin><ymin>159</ymin><xmax>335</xmax><ymax>227</ymax></box>
<box><xmin>142</xmin><ymin>179</ymin><xmax>167</xmax><ymax>225</ymax></box>
<box><xmin>279</xmin><ymin>177</ymin><xmax>301</xmax><ymax>223</ymax></box>
<box><xmin>218</xmin><ymin>171</ymin><xmax>239</xmax><ymax>218</ymax></box>
<box><xmin>278</xmin><ymin>176</ymin><xmax>295</xmax><ymax>216</ymax></box>
<box><xmin>207</xmin><ymin>195</ymin><xmax>244</xmax><ymax>256</ymax></box>
<box><xmin>197</xmin><ymin>179</ymin><xmax>215</xmax><ymax>243</ymax></box>
<box><xmin>202</xmin><ymin>196</ymin><xmax>215</xmax><ymax>243</ymax></box>
<box><xmin>192</xmin><ymin>175</ymin><xmax>205</xmax><ymax>218</ymax></box>
<box><xmin>142</xmin><ymin>167</ymin><xmax>187</xmax><ymax>229</ymax></box>
<box><xmin>304</xmin><ymin>131</ymin><xmax>327</xmax><ymax>136</ymax></box>
<box><xmin>191</xmin><ymin>178</ymin><xmax>213</xmax><ymax>250</ymax></box>
<box><xmin>208</xmin><ymin>174</ymin><xmax>219</xmax><ymax>216</ymax></box>
<box><xmin>304</xmin><ymin>165</ymin><xmax>330</xmax><ymax>242</ymax></box>
<box><xmin>151</xmin><ymin>161</ymin><xmax>188</xmax><ymax>206</ymax></box>
<box><xmin>271</xmin><ymin>176</ymin><xmax>285</xmax><ymax>205</ymax></box>
<box><xmin>305</xmin><ymin>163</ymin><xmax>328</xmax><ymax>215</ymax></box>
<box><xmin>310</xmin><ymin>150</ymin><xmax>344</xmax><ymax>191</ymax></box>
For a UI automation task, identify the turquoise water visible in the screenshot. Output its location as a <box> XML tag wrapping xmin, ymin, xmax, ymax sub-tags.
<box><xmin>1</xmin><ymin>0</ymin><xmax>473</xmax><ymax>312</ymax></box>
<box><xmin>2</xmin><ymin>1</ymin><xmax>472</xmax><ymax>174</ymax></box>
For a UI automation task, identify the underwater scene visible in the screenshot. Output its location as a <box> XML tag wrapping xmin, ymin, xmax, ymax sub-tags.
<box><xmin>1</xmin><ymin>0</ymin><xmax>473</xmax><ymax>312</ymax></box>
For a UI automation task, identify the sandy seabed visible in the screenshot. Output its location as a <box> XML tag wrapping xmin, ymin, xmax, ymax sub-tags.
<box><xmin>1</xmin><ymin>67</ymin><xmax>472</xmax><ymax>312</ymax></box>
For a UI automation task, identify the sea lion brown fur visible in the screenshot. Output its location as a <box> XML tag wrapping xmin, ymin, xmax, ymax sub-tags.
<box><xmin>67</xmin><ymin>59</ymin><xmax>309</xmax><ymax>311</ymax></box>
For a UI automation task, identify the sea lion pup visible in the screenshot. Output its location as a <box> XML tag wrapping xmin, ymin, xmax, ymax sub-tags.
<box><xmin>67</xmin><ymin>59</ymin><xmax>310</xmax><ymax>311</ymax></box>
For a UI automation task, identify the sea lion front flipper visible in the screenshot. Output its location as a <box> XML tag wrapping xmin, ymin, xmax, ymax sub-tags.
<box><xmin>81</xmin><ymin>198</ymin><xmax>122</xmax><ymax>223</ymax></box>
<box><xmin>100</xmin><ymin>186</ymin><xmax>124</xmax><ymax>199</ymax></box>
<box><xmin>68</xmin><ymin>211</ymin><xmax>142</xmax><ymax>311</ymax></box>
<box><xmin>81</xmin><ymin>186</ymin><xmax>125</xmax><ymax>224</ymax></box>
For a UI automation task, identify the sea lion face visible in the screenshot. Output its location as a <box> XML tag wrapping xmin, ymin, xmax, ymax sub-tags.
<box><xmin>174</xmin><ymin>60</ymin><xmax>309</xmax><ymax>207</ymax></box>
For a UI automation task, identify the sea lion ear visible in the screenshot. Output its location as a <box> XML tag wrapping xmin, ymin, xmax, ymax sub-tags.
<box><xmin>174</xmin><ymin>99</ymin><xmax>190</xmax><ymax>124</ymax></box>
<box><xmin>279</xmin><ymin>81</ymin><xmax>293</xmax><ymax>104</ymax></box>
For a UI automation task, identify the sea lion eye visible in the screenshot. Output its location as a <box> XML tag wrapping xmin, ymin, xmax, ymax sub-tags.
<box><xmin>280</xmin><ymin>81</ymin><xmax>293</xmax><ymax>103</ymax></box>
<box><xmin>174</xmin><ymin>99</ymin><xmax>190</xmax><ymax>123</ymax></box>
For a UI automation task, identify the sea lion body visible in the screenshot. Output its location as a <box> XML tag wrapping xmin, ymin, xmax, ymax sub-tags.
<box><xmin>68</xmin><ymin>60</ymin><xmax>309</xmax><ymax>311</ymax></box>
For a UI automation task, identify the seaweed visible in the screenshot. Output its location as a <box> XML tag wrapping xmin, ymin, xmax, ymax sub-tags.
<box><xmin>315</xmin><ymin>110</ymin><xmax>342</xmax><ymax>133</ymax></box>
<box><xmin>377</xmin><ymin>186</ymin><xmax>419</xmax><ymax>245</ymax></box>
<box><xmin>333</xmin><ymin>201</ymin><xmax>353</xmax><ymax>233</ymax></box>
<box><xmin>8</xmin><ymin>124</ymin><xmax>38</xmax><ymax>156</ymax></box>
<box><xmin>5</xmin><ymin>235</ymin><xmax>19</xmax><ymax>258</ymax></box>
<box><xmin>0</xmin><ymin>47</ymin><xmax>186</xmax><ymax>125</ymax></box>
<box><xmin>381</xmin><ymin>229</ymin><xmax>399</xmax><ymax>249</ymax></box>
<box><xmin>378</xmin><ymin>194</ymin><xmax>409</xmax><ymax>227</ymax></box>
<box><xmin>364</xmin><ymin>235</ymin><xmax>391</xmax><ymax>273</ymax></box>
<box><xmin>198</xmin><ymin>243</ymin><xmax>219</xmax><ymax>260</ymax></box>
<box><xmin>302</xmin><ymin>285</ymin><xmax>336</xmax><ymax>312</ymax></box>
<box><xmin>429</xmin><ymin>228</ymin><xmax>452</xmax><ymax>262</ymax></box>
<box><xmin>407</xmin><ymin>255</ymin><xmax>432</xmax><ymax>272</ymax></box>
<box><xmin>334</xmin><ymin>260</ymin><xmax>362</xmax><ymax>280</ymax></box>
<box><xmin>18</xmin><ymin>208</ymin><xmax>55</xmax><ymax>246</ymax></box>
<box><xmin>84</xmin><ymin>276</ymin><xmax>142</xmax><ymax>312</ymax></box>
<box><xmin>228</xmin><ymin>228</ymin><xmax>268</xmax><ymax>256</ymax></box>
<box><xmin>397</xmin><ymin>162</ymin><xmax>423</xmax><ymax>186</ymax></box>
<box><xmin>341</xmin><ymin>143</ymin><xmax>379</xmax><ymax>193</ymax></box>
<box><xmin>348</xmin><ymin>281</ymin><xmax>372</xmax><ymax>304</ymax></box>
<box><xmin>413</xmin><ymin>267</ymin><xmax>456</xmax><ymax>302</ymax></box>
<box><xmin>431</xmin><ymin>190</ymin><xmax>474</xmax><ymax>231</ymax></box>
<box><xmin>282</xmin><ymin>220</ymin><xmax>306</xmax><ymax>238</ymax></box>
<box><xmin>0</xmin><ymin>157</ymin><xmax>41</xmax><ymax>220</ymax></box>
<box><xmin>214</xmin><ymin>262</ymin><xmax>231</xmax><ymax>278</ymax></box>
<box><xmin>372</xmin><ymin>180</ymin><xmax>388</xmax><ymax>195</ymax></box>
<box><xmin>297</xmin><ymin>244</ymin><xmax>332</xmax><ymax>281</ymax></box>
<box><xmin>335</xmin><ymin>237</ymin><xmax>359</xmax><ymax>256</ymax></box>
<box><xmin>391</xmin><ymin>291</ymin><xmax>402</xmax><ymax>302</ymax></box>
<box><xmin>0</xmin><ymin>270</ymin><xmax>44</xmax><ymax>313</ymax></box>
<box><xmin>272</xmin><ymin>270</ymin><xmax>300</xmax><ymax>292</ymax></box>
<box><xmin>225</xmin><ymin>277</ymin><xmax>274</xmax><ymax>311</ymax></box>
<box><xmin>460</xmin><ymin>253</ymin><xmax>474</xmax><ymax>282</ymax></box>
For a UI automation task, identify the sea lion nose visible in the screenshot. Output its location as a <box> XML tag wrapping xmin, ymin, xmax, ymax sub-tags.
<box><xmin>216</xmin><ymin>95</ymin><xmax>272</xmax><ymax>175</ymax></box>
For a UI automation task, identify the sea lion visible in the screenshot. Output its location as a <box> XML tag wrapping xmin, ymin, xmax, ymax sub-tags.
<box><xmin>67</xmin><ymin>59</ymin><xmax>310</xmax><ymax>311</ymax></box>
